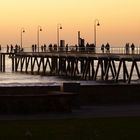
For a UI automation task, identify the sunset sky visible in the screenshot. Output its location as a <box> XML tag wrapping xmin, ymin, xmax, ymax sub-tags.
<box><xmin>0</xmin><ymin>0</ymin><xmax>140</xmax><ymax>47</ymax></box>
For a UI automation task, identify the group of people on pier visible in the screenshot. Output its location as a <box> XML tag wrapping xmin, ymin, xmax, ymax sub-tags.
<box><xmin>125</xmin><ymin>43</ymin><xmax>135</xmax><ymax>54</ymax></box>
<box><xmin>77</xmin><ymin>43</ymin><xmax>96</xmax><ymax>52</ymax></box>
<box><xmin>0</xmin><ymin>42</ymin><xmax>137</xmax><ymax>54</ymax></box>
<box><xmin>31</xmin><ymin>44</ymin><xmax>47</xmax><ymax>52</ymax></box>
<box><xmin>31</xmin><ymin>44</ymin><xmax>60</xmax><ymax>52</ymax></box>
<box><xmin>6</xmin><ymin>44</ymin><xmax>23</xmax><ymax>53</ymax></box>
<box><xmin>30</xmin><ymin>42</ymin><xmax>136</xmax><ymax>54</ymax></box>
<box><xmin>101</xmin><ymin>43</ymin><xmax>110</xmax><ymax>53</ymax></box>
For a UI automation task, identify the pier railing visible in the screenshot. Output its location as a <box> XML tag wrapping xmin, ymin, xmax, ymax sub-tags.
<box><xmin>1</xmin><ymin>45</ymin><xmax>140</xmax><ymax>55</ymax></box>
<box><xmin>20</xmin><ymin>46</ymin><xmax>140</xmax><ymax>55</ymax></box>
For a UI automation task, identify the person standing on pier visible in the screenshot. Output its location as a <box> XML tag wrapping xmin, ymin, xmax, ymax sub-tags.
<box><xmin>53</xmin><ymin>44</ymin><xmax>57</xmax><ymax>51</ymax></box>
<box><xmin>105</xmin><ymin>43</ymin><xmax>110</xmax><ymax>53</ymax></box>
<box><xmin>7</xmin><ymin>45</ymin><xmax>9</xmax><ymax>53</ymax></box>
<box><xmin>131</xmin><ymin>43</ymin><xmax>135</xmax><ymax>54</ymax></box>
<box><xmin>66</xmin><ymin>44</ymin><xmax>68</xmax><ymax>52</ymax></box>
<box><xmin>89</xmin><ymin>44</ymin><xmax>95</xmax><ymax>53</ymax></box>
<box><xmin>75</xmin><ymin>44</ymin><xmax>78</xmax><ymax>51</ymax></box>
<box><xmin>86</xmin><ymin>43</ymin><xmax>90</xmax><ymax>52</ymax></box>
<box><xmin>32</xmin><ymin>44</ymin><xmax>34</xmax><ymax>52</ymax></box>
<box><xmin>15</xmin><ymin>44</ymin><xmax>18</xmax><ymax>53</ymax></box>
<box><xmin>10</xmin><ymin>45</ymin><xmax>13</xmax><ymax>53</ymax></box>
<box><xmin>125</xmin><ymin>43</ymin><xmax>129</xmax><ymax>54</ymax></box>
<box><xmin>101</xmin><ymin>44</ymin><xmax>105</xmax><ymax>53</ymax></box>
<box><xmin>41</xmin><ymin>45</ymin><xmax>44</xmax><ymax>52</ymax></box>
<box><xmin>44</xmin><ymin>44</ymin><xmax>47</xmax><ymax>52</ymax></box>
<box><xmin>49</xmin><ymin>44</ymin><xmax>53</xmax><ymax>51</ymax></box>
<box><xmin>34</xmin><ymin>44</ymin><xmax>37</xmax><ymax>52</ymax></box>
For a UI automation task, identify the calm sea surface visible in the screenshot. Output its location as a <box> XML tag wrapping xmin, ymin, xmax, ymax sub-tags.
<box><xmin>0</xmin><ymin>56</ymin><xmax>139</xmax><ymax>87</ymax></box>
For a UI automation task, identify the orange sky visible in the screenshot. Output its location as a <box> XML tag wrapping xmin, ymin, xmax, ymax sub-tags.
<box><xmin>0</xmin><ymin>0</ymin><xmax>140</xmax><ymax>47</ymax></box>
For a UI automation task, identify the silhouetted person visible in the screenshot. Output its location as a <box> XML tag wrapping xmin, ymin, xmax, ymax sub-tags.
<box><xmin>125</xmin><ymin>43</ymin><xmax>129</xmax><ymax>54</ymax></box>
<box><xmin>131</xmin><ymin>43</ymin><xmax>135</xmax><ymax>54</ymax></box>
<box><xmin>7</xmin><ymin>45</ymin><xmax>9</xmax><ymax>53</ymax></box>
<box><xmin>75</xmin><ymin>44</ymin><xmax>78</xmax><ymax>51</ymax></box>
<box><xmin>44</xmin><ymin>44</ymin><xmax>47</xmax><ymax>52</ymax></box>
<box><xmin>49</xmin><ymin>44</ymin><xmax>53</xmax><ymax>51</ymax></box>
<box><xmin>86</xmin><ymin>43</ymin><xmax>90</xmax><ymax>52</ymax></box>
<box><xmin>53</xmin><ymin>44</ymin><xmax>57</xmax><ymax>51</ymax></box>
<box><xmin>41</xmin><ymin>45</ymin><xmax>43</xmax><ymax>52</ymax></box>
<box><xmin>32</xmin><ymin>44</ymin><xmax>34</xmax><ymax>52</ymax></box>
<box><xmin>34</xmin><ymin>44</ymin><xmax>37</xmax><ymax>52</ymax></box>
<box><xmin>90</xmin><ymin>44</ymin><xmax>95</xmax><ymax>53</ymax></box>
<box><xmin>101</xmin><ymin>44</ymin><xmax>105</xmax><ymax>53</ymax></box>
<box><xmin>66</xmin><ymin>44</ymin><xmax>68</xmax><ymax>52</ymax></box>
<box><xmin>10</xmin><ymin>44</ymin><xmax>13</xmax><ymax>52</ymax></box>
<box><xmin>105</xmin><ymin>43</ymin><xmax>110</xmax><ymax>53</ymax></box>
<box><xmin>15</xmin><ymin>44</ymin><xmax>18</xmax><ymax>52</ymax></box>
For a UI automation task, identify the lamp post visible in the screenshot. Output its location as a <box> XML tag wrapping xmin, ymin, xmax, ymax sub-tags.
<box><xmin>94</xmin><ymin>19</ymin><xmax>100</xmax><ymax>47</ymax></box>
<box><xmin>37</xmin><ymin>25</ymin><xmax>42</xmax><ymax>52</ymax></box>
<box><xmin>21</xmin><ymin>28</ymin><xmax>25</xmax><ymax>49</ymax></box>
<box><xmin>57</xmin><ymin>24</ymin><xmax>62</xmax><ymax>48</ymax></box>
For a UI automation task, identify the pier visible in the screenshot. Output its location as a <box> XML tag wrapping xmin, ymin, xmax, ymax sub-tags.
<box><xmin>1</xmin><ymin>46</ymin><xmax>140</xmax><ymax>83</ymax></box>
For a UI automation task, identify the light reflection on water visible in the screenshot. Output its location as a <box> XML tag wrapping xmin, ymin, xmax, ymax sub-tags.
<box><xmin>0</xmin><ymin>72</ymin><xmax>103</xmax><ymax>87</ymax></box>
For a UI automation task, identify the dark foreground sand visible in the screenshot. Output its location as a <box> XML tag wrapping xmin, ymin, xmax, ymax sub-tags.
<box><xmin>0</xmin><ymin>83</ymin><xmax>140</xmax><ymax>119</ymax></box>
<box><xmin>0</xmin><ymin>104</ymin><xmax>140</xmax><ymax>120</ymax></box>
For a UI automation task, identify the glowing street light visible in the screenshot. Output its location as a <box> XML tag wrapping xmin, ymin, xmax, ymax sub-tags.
<box><xmin>94</xmin><ymin>19</ymin><xmax>100</xmax><ymax>47</ymax></box>
<box><xmin>57</xmin><ymin>23</ymin><xmax>62</xmax><ymax>47</ymax></box>
<box><xmin>37</xmin><ymin>25</ymin><xmax>42</xmax><ymax>52</ymax></box>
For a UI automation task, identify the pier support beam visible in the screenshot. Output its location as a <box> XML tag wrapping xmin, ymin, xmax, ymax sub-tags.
<box><xmin>12</xmin><ymin>54</ymin><xmax>15</xmax><ymax>72</ymax></box>
<box><xmin>0</xmin><ymin>54</ymin><xmax>2</xmax><ymax>72</ymax></box>
<box><xmin>2</xmin><ymin>54</ymin><xmax>5</xmax><ymax>72</ymax></box>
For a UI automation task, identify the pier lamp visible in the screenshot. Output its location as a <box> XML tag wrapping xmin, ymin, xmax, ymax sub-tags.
<box><xmin>94</xmin><ymin>19</ymin><xmax>100</xmax><ymax>47</ymax></box>
<box><xmin>57</xmin><ymin>23</ymin><xmax>62</xmax><ymax>48</ymax></box>
<box><xmin>21</xmin><ymin>28</ymin><xmax>25</xmax><ymax>49</ymax></box>
<box><xmin>37</xmin><ymin>25</ymin><xmax>42</xmax><ymax>52</ymax></box>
